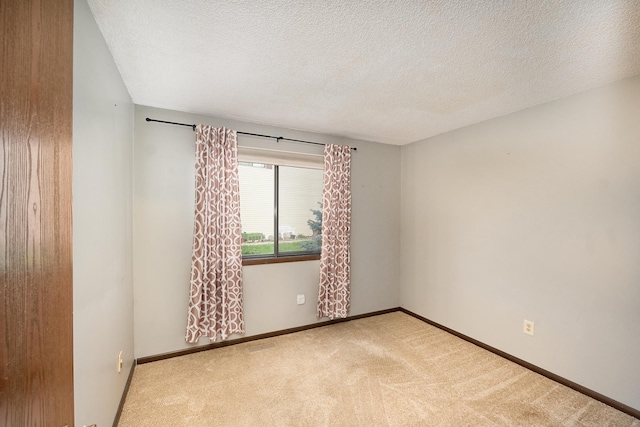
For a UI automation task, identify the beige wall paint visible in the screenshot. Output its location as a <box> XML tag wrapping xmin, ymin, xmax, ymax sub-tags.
<box><xmin>400</xmin><ymin>76</ymin><xmax>640</xmax><ymax>410</ymax></box>
<box><xmin>73</xmin><ymin>0</ymin><xmax>135</xmax><ymax>425</ymax></box>
<box><xmin>133</xmin><ymin>105</ymin><xmax>401</xmax><ymax>358</ymax></box>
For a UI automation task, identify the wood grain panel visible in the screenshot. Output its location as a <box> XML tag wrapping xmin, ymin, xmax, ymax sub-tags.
<box><xmin>1</xmin><ymin>0</ymin><xmax>74</xmax><ymax>425</ymax></box>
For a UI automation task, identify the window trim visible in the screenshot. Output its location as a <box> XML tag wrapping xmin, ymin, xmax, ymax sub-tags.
<box><xmin>238</xmin><ymin>146</ymin><xmax>323</xmax><ymax>170</ymax></box>
<box><xmin>242</xmin><ymin>254</ymin><xmax>320</xmax><ymax>266</ymax></box>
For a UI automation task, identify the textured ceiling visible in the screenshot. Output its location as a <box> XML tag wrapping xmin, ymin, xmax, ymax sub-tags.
<box><xmin>87</xmin><ymin>0</ymin><xmax>640</xmax><ymax>145</ymax></box>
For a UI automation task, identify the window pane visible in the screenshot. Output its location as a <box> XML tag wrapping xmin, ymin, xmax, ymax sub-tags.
<box><xmin>239</xmin><ymin>163</ymin><xmax>274</xmax><ymax>256</ymax></box>
<box><xmin>278</xmin><ymin>166</ymin><xmax>324</xmax><ymax>254</ymax></box>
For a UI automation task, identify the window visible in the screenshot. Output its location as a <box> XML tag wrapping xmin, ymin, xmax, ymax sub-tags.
<box><xmin>239</xmin><ymin>157</ymin><xmax>324</xmax><ymax>262</ymax></box>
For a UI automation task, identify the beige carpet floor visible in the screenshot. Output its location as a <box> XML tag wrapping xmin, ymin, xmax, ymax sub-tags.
<box><xmin>119</xmin><ymin>312</ymin><xmax>639</xmax><ymax>426</ymax></box>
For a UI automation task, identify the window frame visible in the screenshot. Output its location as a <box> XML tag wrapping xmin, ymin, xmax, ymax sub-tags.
<box><xmin>240</xmin><ymin>162</ymin><xmax>322</xmax><ymax>265</ymax></box>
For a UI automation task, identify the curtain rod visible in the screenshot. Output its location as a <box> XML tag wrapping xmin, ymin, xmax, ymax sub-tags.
<box><xmin>145</xmin><ymin>118</ymin><xmax>357</xmax><ymax>151</ymax></box>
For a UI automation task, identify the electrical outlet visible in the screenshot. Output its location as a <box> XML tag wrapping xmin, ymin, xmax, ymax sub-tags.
<box><xmin>118</xmin><ymin>351</ymin><xmax>123</xmax><ymax>373</ymax></box>
<box><xmin>523</xmin><ymin>320</ymin><xmax>535</xmax><ymax>336</ymax></box>
<box><xmin>296</xmin><ymin>294</ymin><xmax>305</xmax><ymax>305</ymax></box>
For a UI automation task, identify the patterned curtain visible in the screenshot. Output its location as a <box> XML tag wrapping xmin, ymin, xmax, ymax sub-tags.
<box><xmin>317</xmin><ymin>144</ymin><xmax>352</xmax><ymax>319</ymax></box>
<box><xmin>185</xmin><ymin>125</ymin><xmax>244</xmax><ymax>343</ymax></box>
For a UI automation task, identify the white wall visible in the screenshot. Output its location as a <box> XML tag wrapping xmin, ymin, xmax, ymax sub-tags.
<box><xmin>134</xmin><ymin>105</ymin><xmax>401</xmax><ymax>358</ymax></box>
<box><xmin>401</xmin><ymin>76</ymin><xmax>640</xmax><ymax>410</ymax></box>
<box><xmin>73</xmin><ymin>0</ymin><xmax>134</xmax><ymax>425</ymax></box>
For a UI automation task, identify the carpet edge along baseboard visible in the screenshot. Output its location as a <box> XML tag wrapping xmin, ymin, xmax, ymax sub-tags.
<box><xmin>136</xmin><ymin>307</ymin><xmax>399</xmax><ymax>364</ymax></box>
<box><xmin>133</xmin><ymin>306</ymin><xmax>639</xmax><ymax>420</ymax></box>
<box><xmin>398</xmin><ymin>307</ymin><xmax>640</xmax><ymax>420</ymax></box>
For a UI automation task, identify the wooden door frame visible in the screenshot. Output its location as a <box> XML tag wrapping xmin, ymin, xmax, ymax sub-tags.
<box><xmin>1</xmin><ymin>0</ymin><xmax>75</xmax><ymax>425</ymax></box>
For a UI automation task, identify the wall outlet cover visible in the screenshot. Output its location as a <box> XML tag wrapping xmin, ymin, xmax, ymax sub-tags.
<box><xmin>523</xmin><ymin>320</ymin><xmax>535</xmax><ymax>336</ymax></box>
